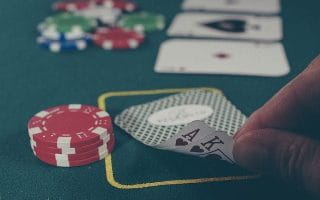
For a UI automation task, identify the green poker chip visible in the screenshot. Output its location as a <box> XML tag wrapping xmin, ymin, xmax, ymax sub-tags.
<box><xmin>118</xmin><ymin>11</ymin><xmax>165</xmax><ymax>33</ymax></box>
<box><xmin>38</xmin><ymin>13</ymin><xmax>97</xmax><ymax>33</ymax></box>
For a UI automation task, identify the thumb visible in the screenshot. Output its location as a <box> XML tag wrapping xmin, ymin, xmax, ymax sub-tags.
<box><xmin>233</xmin><ymin>129</ymin><xmax>320</xmax><ymax>197</ymax></box>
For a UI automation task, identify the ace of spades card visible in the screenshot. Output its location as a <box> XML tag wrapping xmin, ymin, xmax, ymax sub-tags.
<box><xmin>182</xmin><ymin>0</ymin><xmax>281</xmax><ymax>15</ymax></box>
<box><xmin>167</xmin><ymin>13</ymin><xmax>283</xmax><ymax>41</ymax></box>
<box><xmin>114</xmin><ymin>89</ymin><xmax>247</xmax><ymax>164</ymax></box>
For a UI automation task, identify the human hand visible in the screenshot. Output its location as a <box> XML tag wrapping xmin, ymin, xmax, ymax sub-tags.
<box><xmin>233</xmin><ymin>55</ymin><xmax>320</xmax><ymax>197</ymax></box>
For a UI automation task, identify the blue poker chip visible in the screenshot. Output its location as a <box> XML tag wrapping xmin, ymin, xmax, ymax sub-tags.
<box><xmin>37</xmin><ymin>34</ymin><xmax>92</xmax><ymax>52</ymax></box>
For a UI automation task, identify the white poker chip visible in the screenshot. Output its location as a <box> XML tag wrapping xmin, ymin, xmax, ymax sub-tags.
<box><xmin>74</xmin><ymin>7</ymin><xmax>121</xmax><ymax>25</ymax></box>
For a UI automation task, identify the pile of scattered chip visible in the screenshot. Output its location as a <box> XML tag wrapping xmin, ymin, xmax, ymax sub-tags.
<box><xmin>28</xmin><ymin>104</ymin><xmax>115</xmax><ymax>167</ymax></box>
<box><xmin>36</xmin><ymin>0</ymin><xmax>166</xmax><ymax>52</ymax></box>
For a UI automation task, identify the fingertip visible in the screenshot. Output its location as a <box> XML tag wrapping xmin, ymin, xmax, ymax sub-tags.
<box><xmin>233</xmin><ymin>131</ymin><xmax>269</xmax><ymax>172</ymax></box>
<box><xmin>308</xmin><ymin>54</ymin><xmax>320</xmax><ymax>70</ymax></box>
<box><xmin>233</xmin><ymin>111</ymin><xmax>264</xmax><ymax>141</ymax></box>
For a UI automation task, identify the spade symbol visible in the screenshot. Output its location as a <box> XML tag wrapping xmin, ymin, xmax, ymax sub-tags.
<box><xmin>203</xmin><ymin>19</ymin><xmax>246</xmax><ymax>33</ymax></box>
<box><xmin>175</xmin><ymin>138</ymin><xmax>188</xmax><ymax>146</ymax></box>
<box><xmin>190</xmin><ymin>145</ymin><xmax>204</xmax><ymax>153</ymax></box>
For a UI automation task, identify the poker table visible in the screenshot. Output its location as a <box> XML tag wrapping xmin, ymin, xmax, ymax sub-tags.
<box><xmin>1</xmin><ymin>0</ymin><xmax>320</xmax><ymax>199</ymax></box>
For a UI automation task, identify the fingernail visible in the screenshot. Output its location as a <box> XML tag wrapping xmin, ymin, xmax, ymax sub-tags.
<box><xmin>233</xmin><ymin>136</ymin><xmax>269</xmax><ymax>172</ymax></box>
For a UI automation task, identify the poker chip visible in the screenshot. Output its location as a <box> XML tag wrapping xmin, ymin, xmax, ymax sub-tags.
<box><xmin>30</xmin><ymin>132</ymin><xmax>113</xmax><ymax>154</ymax></box>
<box><xmin>118</xmin><ymin>12</ymin><xmax>165</xmax><ymax>32</ymax></box>
<box><xmin>33</xmin><ymin>136</ymin><xmax>115</xmax><ymax>167</ymax></box>
<box><xmin>28</xmin><ymin>104</ymin><xmax>113</xmax><ymax>148</ymax></box>
<box><xmin>36</xmin><ymin>0</ymin><xmax>165</xmax><ymax>54</ymax></box>
<box><xmin>101</xmin><ymin>0</ymin><xmax>138</xmax><ymax>12</ymax></box>
<box><xmin>37</xmin><ymin>35</ymin><xmax>91</xmax><ymax>52</ymax></box>
<box><xmin>74</xmin><ymin>7</ymin><xmax>121</xmax><ymax>25</ymax></box>
<box><xmin>52</xmin><ymin>0</ymin><xmax>137</xmax><ymax>12</ymax></box>
<box><xmin>28</xmin><ymin>104</ymin><xmax>116</xmax><ymax>167</ymax></box>
<box><xmin>34</xmin><ymin>148</ymin><xmax>109</xmax><ymax>167</ymax></box>
<box><xmin>38</xmin><ymin>25</ymin><xmax>88</xmax><ymax>41</ymax></box>
<box><xmin>52</xmin><ymin>0</ymin><xmax>99</xmax><ymax>11</ymax></box>
<box><xmin>93</xmin><ymin>27</ymin><xmax>144</xmax><ymax>50</ymax></box>
<box><xmin>32</xmin><ymin>134</ymin><xmax>114</xmax><ymax>161</ymax></box>
<box><xmin>39</xmin><ymin>13</ymin><xmax>97</xmax><ymax>34</ymax></box>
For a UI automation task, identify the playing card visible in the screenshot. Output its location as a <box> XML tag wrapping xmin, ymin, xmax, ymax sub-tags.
<box><xmin>157</xmin><ymin>120</ymin><xmax>235</xmax><ymax>163</ymax></box>
<box><xmin>156</xmin><ymin>120</ymin><xmax>214</xmax><ymax>151</ymax></box>
<box><xmin>114</xmin><ymin>89</ymin><xmax>246</xmax><ymax>163</ymax></box>
<box><xmin>185</xmin><ymin>128</ymin><xmax>234</xmax><ymax>163</ymax></box>
<box><xmin>182</xmin><ymin>0</ymin><xmax>280</xmax><ymax>15</ymax></box>
<box><xmin>167</xmin><ymin>13</ymin><xmax>283</xmax><ymax>41</ymax></box>
<box><xmin>154</xmin><ymin>39</ymin><xmax>290</xmax><ymax>77</ymax></box>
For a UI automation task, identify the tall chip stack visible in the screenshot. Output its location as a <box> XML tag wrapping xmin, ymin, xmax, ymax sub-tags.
<box><xmin>27</xmin><ymin>104</ymin><xmax>115</xmax><ymax>167</ymax></box>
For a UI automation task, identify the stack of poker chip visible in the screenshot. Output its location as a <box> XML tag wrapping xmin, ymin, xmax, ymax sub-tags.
<box><xmin>27</xmin><ymin>104</ymin><xmax>115</xmax><ymax>167</ymax></box>
<box><xmin>37</xmin><ymin>0</ymin><xmax>166</xmax><ymax>52</ymax></box>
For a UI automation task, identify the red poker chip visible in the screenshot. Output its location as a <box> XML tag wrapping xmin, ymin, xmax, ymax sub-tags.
<box><xmin>101</xmin><ymin>0</ymin><xmax>138</xmax><ymax>12</ymax></box>
<box><xmin>28</xmin><ymin>104</ymin><xmax>113</xmax><ymax>148</ymax></box>
<box><xmin>93</xmin><ymin>27</ymin><xmax>144</xmax><ymax>50</ymax></box>
<box><xmin>33</xmin><ymin>134</ymin><xmax>114</xmax><ymax>161</ymax></box>
<box><xmin>35</xmin><ymin>151</ymin><xmax>106</xmax><ymax>167</ymax></box>
<box><xmin>33</xmin><ymin>136</ymin><xmax>115</xmax><ymax>167</ymax></box>
<box><xmin>52</xmin><ymin>0</ymin><xmax>110</xmax><ymax>11</ymax></box>
<box><xmin>31</xmin><ymin>132</ymin><xmax>114</xmax><ymax>154</ymax></box>
<box><xmin>53</xmin><ymin>0</ymin><xmax>96</xmax><ymax>11</ymax></box>
<box><xmin>52</xmin><ymin>0</ymin><xmax>137</xmax><ymax>12</ymax></box>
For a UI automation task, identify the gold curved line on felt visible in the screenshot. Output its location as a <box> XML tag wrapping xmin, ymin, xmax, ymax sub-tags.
<box><xmin>98</xmin><ymin>87</ymin><xmax>259</xmax><ymax>190</ymax></box>
<box><xmin>105</xmin><ymin>155</ymin><xmax>260</xmax><ymax>190</ymax></box>
<box><xmin>97</xmin><ymin>87</ymin><xmax>223</xmax><ymax>111</ymax></box>
<box><xmin>105</xmin><ymin>155</ymin><xmax>260</xmax><ymax>189</ymax></box>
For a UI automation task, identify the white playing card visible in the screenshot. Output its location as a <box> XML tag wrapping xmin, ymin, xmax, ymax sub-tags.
<box><xmin>185</xmin><ymin>129</ymin><xmax>234</xmax><ymax>163</ymax></box>
<box><xmin>154</xmin><ymin>39</ymin><xmax>290</xmax><ymax>77</ymax></box>
<box><xmin>156</xmin><ymin>120</ymin><xmax>214</xmax><ymax>151</ymax></box>
<box><xmin>182</xmin><ymin>0</ymin><xmax>281</xmax><ymax>15</ymax></box>
<box><xmin>167</xmin><ymin>13</ymin><xmax>283</xmax><ymax>41</ymax></box>
<box><xmin>156</xmin><ymin>120</ymin><xmax>235</xmax><ymax>163</ymax></box>
<box><xmin>114</xmin><ymin>89</ymin><xmax>246</xmax><ymax>163</ymax></box>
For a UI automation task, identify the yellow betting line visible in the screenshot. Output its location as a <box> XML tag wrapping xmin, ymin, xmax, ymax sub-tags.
<box><xmin>98</xmin><ymin>87</ymin><xmax>259</xmax><ymax>189</ymax></box>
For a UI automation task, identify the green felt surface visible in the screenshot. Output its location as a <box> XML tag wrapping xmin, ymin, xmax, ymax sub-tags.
<box><xmin>1</xmin><ymin>0</ymin><xmax>320</xmax><ymax>199</ymax></box>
